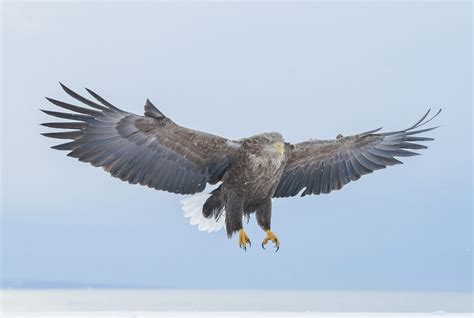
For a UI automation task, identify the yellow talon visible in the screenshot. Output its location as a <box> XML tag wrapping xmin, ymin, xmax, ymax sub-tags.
<box><xmin>262</xmin><ymin>230</ymin><xmax>280</xmax><ymax>252</ymax></box>
<box><xmin>238</xmin><ymin>229</ymin><xmax>251</xmax><ymax>251</ymax></box>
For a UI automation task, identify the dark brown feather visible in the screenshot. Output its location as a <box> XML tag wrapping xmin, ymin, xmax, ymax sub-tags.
<box><xmin>275</xmin><ymin>109</ymin><xmax>440</xmax><ymax>197</ymax></box>
<box><xmin>41</xmin><ymin>84</ymin><xmax>238</xmax><ymax>195</ymax></box>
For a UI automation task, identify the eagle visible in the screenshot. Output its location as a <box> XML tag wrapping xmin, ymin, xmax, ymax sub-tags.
<box><xmin>41</xmin><ymin>84</ymin><xmax>441</xmax><ymax>251</ymax></box>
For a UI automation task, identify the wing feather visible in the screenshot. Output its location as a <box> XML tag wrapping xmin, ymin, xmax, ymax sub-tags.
<box><xmin>41</xmin><ymin>84</ymin><xmax>238</xmax><ymax>194</ymax></box>
<box><xmin>275</xmin><ymin>110</ymin><xmax>440</xmax><ymax>198</ymax></box>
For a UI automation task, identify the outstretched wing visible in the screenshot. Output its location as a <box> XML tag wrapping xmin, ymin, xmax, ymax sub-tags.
<box><xmin>274</xmin><ymin>109</ymin><xmax>441</xmax><ymax>197</ymax></box>
<box><xmin>41</xmin><ymin>83</ymin><xmax>238</xmax><ymax>194</ymax></box>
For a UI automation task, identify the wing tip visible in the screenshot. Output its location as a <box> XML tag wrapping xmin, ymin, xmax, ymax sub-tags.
<box><xmin>58</xmin><ymin>81</ymin><xmax>68</xmax><ymax>92</ymax></box>
<box><xmin>84</xmin><ymin>87</ymin><xmax>97</xmax><ymax>97</ymax></box>
<box><xmin>50</xmin><ymin>143</ymin><xmax>73</xmax><ymax>150</ymax></box>
<box><xmin>83</xmin><ymin>87</ymin><xmax>119</xmax><ymax>111</ymax></box>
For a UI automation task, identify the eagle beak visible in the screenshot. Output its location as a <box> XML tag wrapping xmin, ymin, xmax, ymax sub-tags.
<box><xmin>274</xmin><ymin>142</ymin><xmax>285</xmax><ymax>154</ymax></box>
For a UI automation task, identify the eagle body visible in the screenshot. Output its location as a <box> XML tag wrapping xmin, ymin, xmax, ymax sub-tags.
<box><xmin>41</xmin><ymin>84</ymin><xmax>441</xmax><ymax>251</ymax></box>
<box><xmin>204</xmin><ymin>132</ymin><xmax>291</xmax><ymax>236</ymax></box>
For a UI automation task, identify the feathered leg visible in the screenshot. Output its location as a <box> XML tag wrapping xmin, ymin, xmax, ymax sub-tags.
<box><xmin>225</xmin><ymin>193</ymin><xmax>251</xmax><ymax>250</ymax></box>
<box><xmin>256</xmin><ymin>198</ymin><xmax>280</xmax><ymax>251</ymax></box>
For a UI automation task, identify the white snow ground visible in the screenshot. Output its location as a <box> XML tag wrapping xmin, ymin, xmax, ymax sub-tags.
<box><xmin>1</xmin><ymin>290</ymin><xmax>472</xmax><ymax>318</ymax></box>
<box><xmin>2</xmin><ymin>312</ymin><xmax>473</xmax><ymax>318</ymax></box>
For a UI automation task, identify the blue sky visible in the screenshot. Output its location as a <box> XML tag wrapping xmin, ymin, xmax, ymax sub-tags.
<box><xmin>1</xmin><ymin>2</ymin><xmax>472</xmax><ymax>291</ymax></box>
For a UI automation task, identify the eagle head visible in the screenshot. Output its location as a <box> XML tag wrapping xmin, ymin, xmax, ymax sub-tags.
<box><xmin>259</xmin><ymin>132</ymin><xmax>286</xmax><ymax>155</ymax></box>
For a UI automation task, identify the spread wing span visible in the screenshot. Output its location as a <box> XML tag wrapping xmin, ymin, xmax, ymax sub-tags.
<box><xmin>274</xmin><ymin>109</ymin><xmax>441</xmax><ymax>197</ymax></box>
<box><xmin>41</xmin><ymin>83</ymin><xmax>237</xmax><ymax>194</ymax></box>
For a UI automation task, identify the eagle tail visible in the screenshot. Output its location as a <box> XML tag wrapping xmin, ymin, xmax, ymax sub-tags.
<box><xmin>180</xmin><ymin>193</ymin><xmax>226</xmax><ymax>233</ymax></box>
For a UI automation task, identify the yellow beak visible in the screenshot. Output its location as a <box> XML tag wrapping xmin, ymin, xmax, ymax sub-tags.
<box><xmin>274</xmin><ymin>142</ymin><xmax>285</xmax><ymax>154</ymax></box>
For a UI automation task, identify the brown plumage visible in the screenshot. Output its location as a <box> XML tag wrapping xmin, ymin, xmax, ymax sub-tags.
<box><xmin>41</xmin><ymin>84</ymin><xmax>441</xmax><ymax>251</ymax></box>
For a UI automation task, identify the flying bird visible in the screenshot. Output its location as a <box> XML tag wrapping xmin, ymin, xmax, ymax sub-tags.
<box><xmin>41</xmin><ymin>84</ymin><xmax>441</xmax><ymax>251</ymax></box>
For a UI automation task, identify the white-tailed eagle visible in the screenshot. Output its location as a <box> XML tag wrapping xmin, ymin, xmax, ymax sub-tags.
<box><xmin>42</xmin><ymin>84</ymin><xmax>440</xmax><ymax>251</ymax></box>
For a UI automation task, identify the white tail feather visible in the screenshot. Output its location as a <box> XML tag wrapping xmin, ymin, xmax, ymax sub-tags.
<box><xmin>180</xmin><ymin>193</ymin><xmax>226</xmax><ymax>233</ymax></box>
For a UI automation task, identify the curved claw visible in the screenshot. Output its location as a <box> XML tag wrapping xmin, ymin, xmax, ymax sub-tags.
<box><xmin>261</xmin><ymin>230</ymin><xmax>280</xmax><ymax>252</ymax></box>
<box><xmin>238</xmin><ymin>229</ymin><xmax>251</xmax><ymax>251</ymax></box>
<box><xmin>239</xmin><ymin>242</ymin><xmax>247</xmax><ymax>252</ymax></box>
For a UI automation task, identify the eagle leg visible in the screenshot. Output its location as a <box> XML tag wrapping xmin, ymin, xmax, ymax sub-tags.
<box><xmin>261</xmin><ymin>230</ymin><xmax>280</xmax><ymax>252</ymax></box>
<box><xmin>238</xmin><ymin>229</ymin><xmax>251</xmax><ymax>251</ymax></box>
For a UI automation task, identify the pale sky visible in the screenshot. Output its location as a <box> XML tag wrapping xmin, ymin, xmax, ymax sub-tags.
<box><xmin>1</xmin><ymin>2</ymin><xmax>472</xmax><ymax>292</ymax></box>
